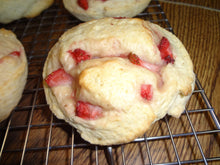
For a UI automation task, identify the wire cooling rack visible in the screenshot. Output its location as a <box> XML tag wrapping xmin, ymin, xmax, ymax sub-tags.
<box><xmin>0</xmin><ymin>0</ymin><xmax>220</xmax><ymax>164</ymax></box>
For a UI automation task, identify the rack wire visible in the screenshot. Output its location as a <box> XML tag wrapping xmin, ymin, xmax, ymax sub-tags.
<box><xmin>0</xmin><ymin>0</ymin><xmax>219</xmax><ymax>164</ymax></box>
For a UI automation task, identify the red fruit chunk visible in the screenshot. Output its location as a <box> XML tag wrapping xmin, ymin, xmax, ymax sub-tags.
<box><xmin>128</xmin><ymin>53</ymin><xmax>142</xmax><ymax>66</ymax></box>
<box><xmin>158</xmin><ymin>37</ymin><xmax>175</xmax><ymax>64</ymax></box>
<box><xmin>128</xmin><ymin>53</ymin><xmax>161</xmax><ymax>72</ymax></box>
<box><xmin>113</xmin><ymin>17</ymin><xmax>127</xmax><ymax>19</ymax></box>
<box><xmin>141</xmin><ymin>84</ymin><xmax>153</xmax><ymax>101</ymax></box>
<box><xmin>45</xmin><ymin>68</ymin><xmax>73</xmax><ymax>87</ymax></box>
<box><xmin>10</xmin><ymin>51</ymin><xmax>20</xmax><ymax>57</ymax></box>
<box><xmin>77</xmin><ymin>0</ymin><xmax>89</xmax><ymax>10</ymax></box>
<box><xmin>76</xmin><ymin>101</ymin><xmax>103</xmax><ymax>120</ymax></box>
<box><xmin>68</xmin><ymin>48</ymin><xmax>91</xmax><ymax>65</ymax></box>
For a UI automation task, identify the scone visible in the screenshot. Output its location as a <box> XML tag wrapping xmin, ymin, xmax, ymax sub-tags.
<box><xmin>0</xmin><ymin>0</ymin><xmax>54</xmax><ymax>24</ymax></box>
<box><xmin>0</xmin><ymin>29</ymin><xmax>28</xmax><ymax>122</ymax></box>
<box><xmin>63</xmin><ymin>0</ymin><xmax>151</xmax><ymax>21</ymax></box>
<box><xmin>43</xmin><ymin>18</ymin><xmax>195</xmax><ymax>145</ymax></box>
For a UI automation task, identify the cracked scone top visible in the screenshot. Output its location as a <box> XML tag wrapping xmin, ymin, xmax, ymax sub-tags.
<box><xmin>0</xmin><ymin>28</ymin><xmax>28</xmax><ymax>122</ymax></box>
<box><xmin>63</xmin><ymin>0</ymin><xmax>151</xmax><ymax>21</ymax></box>
<box><xmin>43</xmin><ymin>18</ymin><xmax>195</xmax><ymax>145</ymax></box>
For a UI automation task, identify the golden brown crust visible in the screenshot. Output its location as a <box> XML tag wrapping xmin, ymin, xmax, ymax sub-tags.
<box><xmin>43</xmin><ymin>18</ymin><xmax>195</xmax><ymax>145</ymax></box>
<box><xmin>0</xmin><ymin>0</ymin><xmax>54</xmax><ymax>24</ymax></box>
<box><xmin>0</xmin><ymin>28</ymin><xmax>28</xmax><ymax>122</ymax></box>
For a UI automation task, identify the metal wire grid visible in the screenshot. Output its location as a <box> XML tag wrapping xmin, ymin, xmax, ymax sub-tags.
<box><xmin>0</xmin><ymin>0</ymin><xmax>219</xmax><ymax>164</ymax></box>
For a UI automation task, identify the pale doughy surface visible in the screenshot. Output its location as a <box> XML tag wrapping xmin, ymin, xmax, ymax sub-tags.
<box><xmin>0</xmin><ymin>0</ymin><xmax>54</xmax><ymax>24</ymax></box>
<box><xmin>43</xmin><ymin>18</ymin><xmax>195</xmax><ymax>145</ymax></box>
<box><xmin>63</xmin><ymin>0</ymin><xmax>151</xmax><ymax>21</ymax></box>
<box><xmin>0</xmin><ymin>29</ymin><xmax>28</xmax><ymax>122</ymax></box>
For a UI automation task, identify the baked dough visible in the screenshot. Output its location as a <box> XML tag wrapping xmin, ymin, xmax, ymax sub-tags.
<box><xmin>0</xmin><ymin>29</ymin><xmax>28</xmax><ymax>122</ymax></box>
<box><xmin>0</xmin><ymin>0</ymin><xmax>54</xmax><ymax>24</ymax></box>
<box><xmin>43</xmin><ymin>18</ymin><xmax>195</xmax><ymax>145</ymax></box>
<box><xmin>63</xmin><ymin>0</ymin><xmax>151</xmax><ymax>21</ymax></box>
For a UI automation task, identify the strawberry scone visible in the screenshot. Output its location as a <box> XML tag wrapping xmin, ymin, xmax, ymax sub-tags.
<box><xmin>0</xmin><ymin>29</ymin><xmax>28</xmax><ymax>122</ymax></box>
<box><xmin>0</xmin><ymin>0</ymin><xmax>54</xmax><ymax>24</ymax></box>
<box><xmin>43</xmin><ymin>18</ymin><xmax>195</xmax><ymax>145</ymax></box>
<box><xmin>63</xmin><ymin>0</ymin><xmax>151</xmax><ymax>21</ymax></box>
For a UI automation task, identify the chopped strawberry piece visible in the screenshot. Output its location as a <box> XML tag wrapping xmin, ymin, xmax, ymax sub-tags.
<box><xmin>128</xmin><ymin>53</ymin><xmax>142</xmax><ymax>66</ymax></box>
<box><xmin>68</xmin><ymin>48</ymin><xmax>91</xmax><ymax>65</ymax></box>
<box><xmin>76</xmin><ymin>101</ymin><xmax>103</xmax><ymax>120</ymax></box>
<box><xmin>141</xmin><ymin>84</ymin><xmax>153</xmax><ymax>101</ymax></box>
<box><xmin>158</xmin><ymin>37</ymin><xmax>175</xmax><ymax>64</ymax></box>
<box><xmin>77</xmin><ymin>0</ymin><xmax>89</xmax><ymax>10</ymax></box>
<box><xmin>113</xmin><ymin>17</ymin><xmax>127</xmax><ymax>19</ymax></box>
<box><xmin>128</xmin><ymin>53</ymin><xmax>161</xmax><ymax>72</ymax></box>
<box><xmin>10</xmin><ymin>51</ymin><xmax>20</xmax><ymax>57</ymax></box>
<box><xmin>45</xmin><ymin>68</ymin><xmax>73</xmax><ymax>87</ymax></box>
